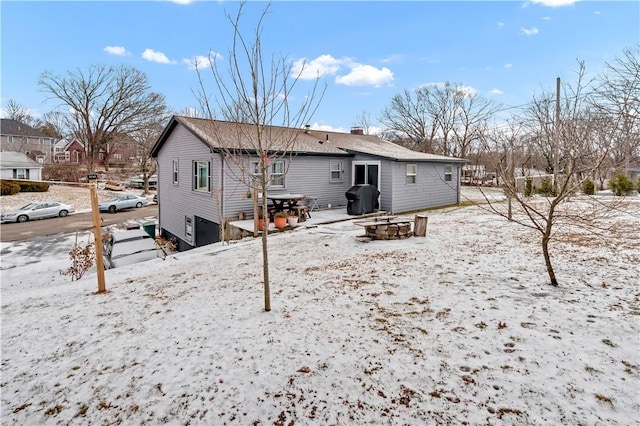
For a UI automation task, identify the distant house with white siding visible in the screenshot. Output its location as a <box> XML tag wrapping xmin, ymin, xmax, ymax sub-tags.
<box><xmin>0</xmin><ymin>151</ymin><xmax>43</xmax><ymax>181</ymax></box>
<box><xmin>150</xmin><ymin>116</ymin><xmax>466</xmax><ymax>251</ymax></box>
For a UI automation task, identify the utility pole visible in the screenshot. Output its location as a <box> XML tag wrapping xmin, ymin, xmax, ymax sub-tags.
<box><xmin>553</xmin><ymin>77</ymin><xmax>560</xmax><ymax>194</ymax></box>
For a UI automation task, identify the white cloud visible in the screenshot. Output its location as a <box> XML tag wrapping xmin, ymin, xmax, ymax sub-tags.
<box><xmin>455</xmin><ymin>85</ymin><xmax>477</xmax><ymax>97</ymax></box>
<box><xmin>183</xmin><ymin>52</ymin><xmax>221</xmax><ymax>71</ymax></box>
<box><xmin>142</xmin><ymin>49</ymin><xmax>174</xmax><ymax>64</ymax></box>
<box><xmin>380</xmin><ymin>54</ymin><xmax>405</xmax><ymax>64</ymax></box>
<box><xmin>490</xmin><ymin>88</ymin><xmax>504</xmax><ymax>95</ymax></box>
<box><xmin>530</xmin><ymin>0</ymin><xmax>578</xmax><ymax>7</ymax></box>
<box><xmin>292</xmin><ymin>55</ymin><xmax>343</xmax><ymax>80</ymax></box>
<box><xmin>336</xmin><ymin>65</ymin><xmax>394</xmax><ymax>88</ymax></box>
<box><xmin>104</xmin><ymin>46</ymin><xmax>129</xmax><ymax>56</ymax></box>
<box><xmin>504</xmin><ymin>63</ymin><xmax>513</xmax><ymax>69</ymax></box>
<box><xmin>520</xmin><ymin>27</ymin><xmax>540</xmax><ymax>36</ymax></box>
<box><xmin>543</xmin><ymin>16</ymin><xmax>552</xmax><ymax>20</ymax></box>
<box><xmin>171</xmin><ymin>0</ymin><xmax>194</xmax><ymax>4</ymax></box>
<box><xmin>292</xmin><ymin>54</ymin><xmax>393</xmax><ymax>88</ymax></box>
<box><xmin>497</xmin><ymin>22</ymin><xmax>505</xmax><ymax>29</ymax></box>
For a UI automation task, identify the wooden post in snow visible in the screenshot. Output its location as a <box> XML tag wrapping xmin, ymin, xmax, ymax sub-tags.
<box><xmin>414</xmin><ymin>214</ymin><xmax>428</xmax><ymax>237</ymax></box>
<box><xmin>88</xmin><ymin>174</ymin><xmax>106</xmax><ymax>293</ymax></box>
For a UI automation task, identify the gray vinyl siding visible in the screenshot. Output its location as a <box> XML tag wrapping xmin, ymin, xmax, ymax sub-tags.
<box><xmin>221</xmin><ymin>155</ymin><xmax>352</xmax><ymax>219</ymax></box>
<box><xmin>156</xmin><ymin>124</ymin><xmax>220</xmax><ymax>244</ymax></box>
<box><xmin>389</xmin><ymin>161</ymin><xmax>460</xmax><ymax>213</ymax></box>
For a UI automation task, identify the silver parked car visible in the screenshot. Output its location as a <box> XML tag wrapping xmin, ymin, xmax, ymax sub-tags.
<box><xmin>1</xmin><ymin>202</ymin><xmax>75</xmax><ymax>223</ymax></box>
<box><xmin>102</xmin><ymin>228</ymin><xmax>160</xmax><ymax>269</ymax></box>
<box><xmin>99</xmin><ymin>193</ymin><xmax>149</xmax><ymax>213</ymax></box>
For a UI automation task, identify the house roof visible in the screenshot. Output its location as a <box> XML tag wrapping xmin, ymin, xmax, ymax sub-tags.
<box><xmin>0</xmin><ymin>119</ymin><xmax>51</xmax><ymax>139</ymax></box>
<box><xmin>0</xmin><ymin>151</ymin><xmax>44</xmax><ymax>169</ymax></box>
<box><xmin>151</xmin><ymin>116</ymin><xmax>466</xmax><ymax>163</ymax></box>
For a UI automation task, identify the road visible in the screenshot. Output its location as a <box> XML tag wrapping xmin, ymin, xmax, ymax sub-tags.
<box><xmin>0</xmin><ymin>205</ymin><xmax>158</xmax><ymax>242</ymax></box>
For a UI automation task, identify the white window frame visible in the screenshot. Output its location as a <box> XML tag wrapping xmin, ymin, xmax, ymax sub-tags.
<box><xmin>13</xmin><ymin>168</ymin><xmax>28</xmax><ymax>179</ymax></box>
<box><xmin>193</xmin><ymin>160</ymin><xmax>211</xmax><ymax>192</ymax></box>
<box><xmin>185</xmin><ymin>216</ymin><xmax>193</xmax><ymax>242</ymax></box>
<box><xmin>172</xmin><ymin>160</ymin><xmax>179</xmax><ymax>185</ymax></box>
<box><xmin>444</xmin><ymin>164</ymin><xmax>453</xmax><ymax>182</ymax></box>
<box><xmin>270</xmin><ymin>160</ymin><xmax>285</xmax><ymax>188</ymax></box>
<box><xmin>330</xmin><ymin>160</ymin><xmax>343</xmax><ymax>182</ymax></box>
<box><xmin>406</xmin><ymin>164</ymin><xmax>417</xmax><ymax>184</ymax></box>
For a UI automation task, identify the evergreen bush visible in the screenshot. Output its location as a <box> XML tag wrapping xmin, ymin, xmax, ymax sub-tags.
<box><xmin>537</xmin><ymin>176</ymin><xmax>555</xmax><ymax>196</ymax></box>
<box><xmin>524</xmin><ymin>177</ymin><xmax>534</xmax><ymax>197</ymax></box>
<box><xmin>0</xmin><ymin>180</ymin><xmax>20</xmax><ymax>196</ymax></box>
<box><xmin>608</xmin><ymin>173</ymin><xmax>634</xmax><ymax>196</ymax></box>
<box><xmin>18</xmin><ymin>181</ymin><xmax>50</xmax><ymax>193</ymax></box>
<box><xmin>582</xmin><ymin>179</ymin><xmax>595</xmax><ymax>195</ymax></box>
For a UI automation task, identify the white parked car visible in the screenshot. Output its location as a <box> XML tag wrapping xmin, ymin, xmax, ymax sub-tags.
<box><xmin>99</xmin><ymin>193</ymin><xmax>149</xmax><ymax>213</ymax></box>
<box><xmin>102</xmin><ymin>228</ymin><xmax>160</xmax><ymax>269</ymax></box>
<box><xmin>1</xmin><ymin>202</ymin><xmax>75</xmax><ymax>223</ymax></box>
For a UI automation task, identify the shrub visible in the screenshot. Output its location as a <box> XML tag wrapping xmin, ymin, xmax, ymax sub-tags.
<box><xmin>582</xmin><ymin>179</ymin><xmax>595</xmax><ymax>195</ymax></box>
<box><xmin>524</xmin><ymin>177</ymin><xmax>534</xmax><ymax>197</ymax></box>
<box><xmin>0</xmin><ymin>180</ymin><xmax>21</xmax><ymax>196</ymax></box>
<box><xmin>60</xmin><ymin>237</ymin><xmax>95</xmax><ymax>281</ymax></box>
<box><xmin>608</xmin><ymin>173</ymin><xmax>634</xmax><ymax>196</ymax></box>
<box><xmin>18</xmin><ymin>181</ymin><xmax>49</xmax><ymax>193</ymax></box>
<box><xmin>537</xmin><ymin>176</ymin><xmax>555</xmax><ymax>196</ymax></box>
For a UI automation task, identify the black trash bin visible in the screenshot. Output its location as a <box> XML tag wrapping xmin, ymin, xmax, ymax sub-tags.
<box><xmin>346</xmin><ymin>184</ymin><xmax>380</xmax><ymax>215</ymax></box>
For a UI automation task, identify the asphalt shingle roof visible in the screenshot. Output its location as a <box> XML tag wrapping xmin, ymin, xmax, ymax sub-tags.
<box><xmin>154</xmin><ymin>116</ymin><xmax>465</xmax><ymax>163</ymax></box>
<box><xmin>0</xmin><ymin>119</ymin><xmax>50</xmax><ymax>138</ymax></box>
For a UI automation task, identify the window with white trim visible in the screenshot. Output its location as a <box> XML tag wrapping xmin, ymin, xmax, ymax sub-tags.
<box><xmin>444</xmin><ymin>164</ymin><xmax>453</xmax><ymax>182</ymax></box>
<box><xmin>330</xmin><ymin>160</ymin><xmax>343</xmax><ymax>182</ymax></box>
<box><xmin>270</xmin><ymin>160</ymin><xmax>285</xmax><ymax>187</ymax></box>
<box><xmin>13</xmin><ymin>169</ymin><xmax>29</xmax><ymax>179</ymax></box>
<box><xmin>406</xmin><ymin>164</ymin><xmax>417</xmax><ymax>184</ymax></box>
<box><xmin>172</xmin><ymin>160</ymin><xmax>179</xmax><ymax>184</ymax></box>
<box><xmin>193</xmin><ymin>160</ymin><xmax>211</xmax><ymax>192</ymax></box>
<box><xmin>185</xmin><ymin>216</ymin><xmax>193</xmax><ymax>242</ymax></box>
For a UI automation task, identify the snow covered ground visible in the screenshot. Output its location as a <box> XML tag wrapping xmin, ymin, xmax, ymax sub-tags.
<box><xmin>1</xmin><ymin>188</ymin><xmax>639</xmax><ymax>425</ymax></box>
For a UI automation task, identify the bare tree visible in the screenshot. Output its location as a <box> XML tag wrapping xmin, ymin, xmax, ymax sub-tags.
<box><xmin>480</xmin><ymin>65</ymin><xmax>624</xmax><ymax>286</ymax></box>
<box><xmin>38</xmin><ymin>64</ymin><xmax>167</xmax><ymax>172</ymax></box>
<box><xmin>591</xmin><ymin>46</ymin><xmax>640</xmax><ymax>173</ymax></box>
<box><xmin>194</xmin><ymin>2</ymin><xmax>325</xmax><ymax>311</ymax></box>
<box><xmin>353</xmin><ymin>110</ymin><xmax>373</xmax><ymax>135</ymax></box>
<box><xmin>379</xmin><ymin>82</ymin><xmax>498</xmax><ymax>156</ymax></box>
<box><xmin>3</xmin><ymin>99</ymin><xmax>35</xmax><ymax>125</ymax></box>
<box><xmin>131</xmin><ymin>116</ymin><xmax>169</xmax><ymax>194</ymax></box>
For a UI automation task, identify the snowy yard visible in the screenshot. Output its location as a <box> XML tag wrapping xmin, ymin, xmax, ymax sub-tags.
<box><xmin>1</xmin><ymin>189</ymin><xmax>639</xmax><ymax>425</ymax></box>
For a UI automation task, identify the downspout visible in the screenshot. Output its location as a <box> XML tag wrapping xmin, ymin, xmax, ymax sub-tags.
<box><xmin>219</xmin><ymin>151</ymin><xmax>225</xmax><ymax>225</ymax></box>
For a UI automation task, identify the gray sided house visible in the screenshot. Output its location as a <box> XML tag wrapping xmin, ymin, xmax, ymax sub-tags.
<box><xmin>150</xmin><ymin>116</ymin><xmax>466</xmax><ymax>251</ymax></box>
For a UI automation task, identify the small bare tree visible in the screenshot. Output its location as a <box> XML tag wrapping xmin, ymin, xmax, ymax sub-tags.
<box><xmin>480</xmin><ymin>63</ymin><xmax>629</xmax><ymax>286</ymax></box>
<box><xmin>194</xmin><ymin>2</ymin><xmax>325</xmax><ymax>311</ymax></box>
<box><xmin>39</xmin><ymin>64</ymin><xmax>168</xmax><ymax>173</ymax></box>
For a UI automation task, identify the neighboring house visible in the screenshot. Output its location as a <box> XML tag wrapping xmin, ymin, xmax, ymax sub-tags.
<box><xmin>0</xmin><ymin>151</ymin><xmax>43</xmax><ymax>181</ymax></box>
<box><xmin>0</xmin><ymin>119</ymin><xmax>59</xmax><ymax>164</ymax></box>
<box><xmin>626</xmin><ymin>167</ymin><xmax>640</xmax><ymax>183</ymax></box>
<box><xmin>53</xmin><ymin>138</ymin><xmax>86</xmax><ymax>163</ymax></box>
<box><xmin>150</xmin><ymin>116</ymin><xmax>467</xmax><ymax>251</ymax></box>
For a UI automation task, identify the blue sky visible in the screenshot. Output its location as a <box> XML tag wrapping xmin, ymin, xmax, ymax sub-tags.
<box><xmin>1</xmin><ymin>0</ymin><xmax>638</xmax><ymax>133</ymax></box>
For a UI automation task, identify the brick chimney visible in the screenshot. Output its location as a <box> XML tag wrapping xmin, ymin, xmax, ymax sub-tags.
<box><xmin>350</xmin><ymin>127</ymin><xmax>364</xmax><ymax>135</ymax></box>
